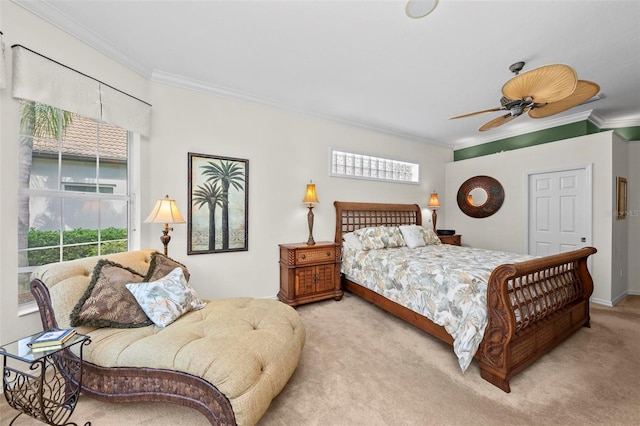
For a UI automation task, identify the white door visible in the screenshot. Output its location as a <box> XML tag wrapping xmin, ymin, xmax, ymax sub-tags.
<box><xmin>528</xmin><ymin>167</ymin><xmax>590</xmax><ymax>256</ymax></box>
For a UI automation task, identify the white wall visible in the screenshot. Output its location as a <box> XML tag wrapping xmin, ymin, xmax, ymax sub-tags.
<box><xmin>627</xmin><ymin>141</ymin><xmax>640</xmax><ymax>296</ymax></box>
<box><xmin>445</xmin><ymin>131</ymin><xmax>621</xmax><ymax>305</ymax></box>
<box><xmin>143</xmin><ymin>82</ymin><xmax>451</xmax><ymax>300</ymax></box>
<box><xmin>611</xmin><ymin>133</ymin><xmax>629</xmax><ymax>303</ymax></box>
<box><xmin>0</xmin><ymin>3</ymin><xmax>452</xmax><ymax>343</ymax></box>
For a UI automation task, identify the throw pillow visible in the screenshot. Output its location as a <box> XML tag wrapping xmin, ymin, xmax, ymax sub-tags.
<box><xmin>399</xmin><ymin>225</ymin><xmax>427</xmax><ymax>249</ymax></box>
<box><xmin>423</xmin><ymin>227</ymin><xmax>442</xmax><ymax>245</ymax></box>
<box><xmin>342</xmin><ymin>232</ymin><xmax>364</xmax><ymax>250</ymax></box>
<box><xmin>144</xmin><ymin>252</ymin><xmax>191</xmax><ymax>282</ymax></box>
<box><xmin>126</xmin><ymin>267</ymin><xmax>207</xmax><ymax>328</ymax></box>
<box><xmin>385</xmin><ymin>226</ymin><xmax>406</xmax><ymax>248</ymax></box>
<box><xmin>70</xmin><ymin>259</ymin><xmax>153</xmax><ymax>328</ymax></box>
<box><xmin>354</xmin><ymin>226</ymin><xmax>387</xmax><ymax>250</ymax></box>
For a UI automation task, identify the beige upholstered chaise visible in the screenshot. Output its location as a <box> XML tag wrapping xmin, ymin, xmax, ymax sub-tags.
<box><xmin>30</xmin><ymin>250</ymin><xmax>306</xmax><ymax>425</ymax></box>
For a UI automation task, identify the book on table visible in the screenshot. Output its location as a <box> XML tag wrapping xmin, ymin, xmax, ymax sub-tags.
<box><xmin>28</xmin><ymin>328</ymin><xmax>77</xmax><ymax>349</ymax></box>
<box><xmin>29</xmin><ymin>343</ymin><xmax>66</xmax><ymax>353</ymax></box>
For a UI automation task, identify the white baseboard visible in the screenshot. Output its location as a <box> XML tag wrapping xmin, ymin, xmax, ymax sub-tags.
<box><xmin>590</xmin><ymin>297</ymin><xmax>614</xmax><ymax>307</ymax></box>
<box><xmin>592</xmin><ymin>291</ymin><xmax>638</xmax><ymax>307</ymax></box>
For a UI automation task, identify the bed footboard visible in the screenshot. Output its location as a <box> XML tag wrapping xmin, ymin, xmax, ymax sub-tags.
<box><xmin>30</xmin><ymin>279</ymin><xmax>236</xmax><ymax>425</ymax></box>
<box><xmin>479</xmin><ymin>247</ymin><xmax>597</xmax><ymax>392</ymax></box>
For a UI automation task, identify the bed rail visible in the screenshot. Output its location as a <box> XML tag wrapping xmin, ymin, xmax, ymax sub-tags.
<box><xmin>480</xmin><ymin>246</ymin><xmax>596</xmax><ymax>391</ymax></box>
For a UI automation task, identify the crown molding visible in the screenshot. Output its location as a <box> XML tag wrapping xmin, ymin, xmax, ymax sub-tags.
<box><xmin>13</xmin><ymin>0</ymin><xmax>151</xmax><ymax>78</ymax></box>
<box><xmin>588</xmin><ymin>112</ymin><xmax>640</xmax><ymax>129</ymax></box>
<box><xmin>452</xmin><ymin>110</ymin><xmax>595</xmax><ymax>150</ymax></box>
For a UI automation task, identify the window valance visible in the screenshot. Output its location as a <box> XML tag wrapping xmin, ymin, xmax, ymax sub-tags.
<box><xmin>11</xmin><ymin>45</ymin><xmax>151</xmax><ymax>136</ymax></box>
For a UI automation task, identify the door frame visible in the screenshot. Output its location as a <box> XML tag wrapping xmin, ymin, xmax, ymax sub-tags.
<box><xmin>523</xmin><ymin>164</ymin><xmax>593</xmax><ymax>255</ymax></box>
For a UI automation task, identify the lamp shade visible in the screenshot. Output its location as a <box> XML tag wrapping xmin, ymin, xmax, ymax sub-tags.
<box><xmin>144</xmin><ymin>195</ymin><xmax>186</xmax><ymax>224</ymax></box>
<box><xmin>427</xmin><ymin>192</ymin><xmax>440</xmax><ymax>208</ymax></box>
<box><xmin>302</xmin><ymin>183</ymin><xmax>319</xmax><ymax>204</ymax></box>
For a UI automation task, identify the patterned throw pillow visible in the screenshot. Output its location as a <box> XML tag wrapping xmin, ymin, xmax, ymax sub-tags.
<box><xmin>354</xmin><ymin>226</ymin><xmax>405</xmax><ymax>250</ymax></box>
<box><xmin>70</xmin><ymin>260</ymin><xmax>153</xmax><ymax>328</ymax></box>
<box><xmin>342</xmin><ymin>232</ymin><xmax>364</xmax><ymax>250</ymax></box>
<box><xmin>144</xmin><ymin>252</ymin><xmax>191</xmax><ymax>282</ymax></box>
<box><xmin>354</xmin><ymin>226</ymin><xmax>387</xmax><ymax>250</ymax></box>
<box><xmin>126</xmin><ymin>267</ymin><xmax>206</xmax><ymax>328</ymax></box>
<box><xmin>423</xmin><ymin>227</ymin><xmax>442</xmax><ymax>245</ymax></box>
<box><xmin>385</xmin><ymin>226</ymin><xmax>406</xmax><ymax>248</ymax></box>
<box><xmin>399</xmin><ymin>225</ymin><xmax>427</xmax><ymax>249</ymax></box>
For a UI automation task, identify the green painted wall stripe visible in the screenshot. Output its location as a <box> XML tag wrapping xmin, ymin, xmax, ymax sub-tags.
<box><xmin>601</xmin><ymin>126</ymin><xmax>640</xmax><ymax>141</ymax></box>
<box><xmin>453</xmin><ymin>122</ymin><xmax>640</xmax><ymax>161</ymax></box>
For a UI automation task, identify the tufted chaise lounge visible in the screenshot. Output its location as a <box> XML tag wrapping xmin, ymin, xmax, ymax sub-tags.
<box><xmin>30</xmin><ymin>249</ymin><xmax>306</xmax><ymax>425</ymax></box>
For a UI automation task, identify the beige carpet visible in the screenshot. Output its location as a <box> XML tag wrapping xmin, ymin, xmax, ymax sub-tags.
<box><xmin>2</xmin><ymin>294</ymin><xmax>639</xmax><ymax>426</ymax></box>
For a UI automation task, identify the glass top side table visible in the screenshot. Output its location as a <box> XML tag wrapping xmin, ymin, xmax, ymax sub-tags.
<box><xmin>1</xmin><ymin>330</ymin><xmax>91</xmax><ymax>426</ymax></box>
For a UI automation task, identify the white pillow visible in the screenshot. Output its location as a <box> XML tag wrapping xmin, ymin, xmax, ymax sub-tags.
<box><xmin>126</xmin><ymin>267</ymin><xmax>206</xmax><ymax>328</ymax></box>
<box><xmin>342</xmin><ymin>232</ymin><xmax>364</xmax><ymax>250</ymax></box>
<box><xmin>399</xmin><ymin>225</ymin><xmax>426</xmax><ymax>249</ymax></box>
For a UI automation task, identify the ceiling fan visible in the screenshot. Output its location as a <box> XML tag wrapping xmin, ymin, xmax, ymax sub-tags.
<box><xmin>450</xmin><ymin>62</ymin><xmax>600</xmax><ymax>131</ymax></box>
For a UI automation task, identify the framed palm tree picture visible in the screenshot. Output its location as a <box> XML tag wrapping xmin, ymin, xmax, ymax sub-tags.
<box><xmin>188</xmin><ymin>153</ymin><xmax>249</xmax><ymax>254</ymax></box>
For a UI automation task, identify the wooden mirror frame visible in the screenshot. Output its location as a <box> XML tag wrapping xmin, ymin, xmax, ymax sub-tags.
<box><xmin>457</xmin><ymin>175</ymin><xmax>505</xmax><ymax>218</ymax></box>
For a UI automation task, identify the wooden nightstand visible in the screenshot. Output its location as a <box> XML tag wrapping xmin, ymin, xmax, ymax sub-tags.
<box><xmin>438</xmin><ymin>234</ymin><xmax>461</xmax><ymax>246</ymax></box>
<box><xmin>278</xmin><ymin>241</ymin><xmax>343</xmax><ymax>307</ymax></box>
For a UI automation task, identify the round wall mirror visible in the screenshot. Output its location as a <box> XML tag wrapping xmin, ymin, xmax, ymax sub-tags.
<box><xmin>457</xmin><ymin>175</ymin><xmax>505</xmax><ymax>218</ymax></box>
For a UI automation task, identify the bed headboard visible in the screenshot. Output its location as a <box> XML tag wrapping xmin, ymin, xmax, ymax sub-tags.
<box><xmin>334</xmin><ymin>201</ymin><xmax>422</xmax><ymax>244</ymax></box>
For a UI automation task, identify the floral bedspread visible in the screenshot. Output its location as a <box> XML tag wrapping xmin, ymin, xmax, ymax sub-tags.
<box><xmin>341</xmin><ymin>244</ymin><xmax>532</xmax><ymax>372</ymax></box>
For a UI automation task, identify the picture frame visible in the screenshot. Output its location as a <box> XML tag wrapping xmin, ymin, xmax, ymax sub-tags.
<box><xmin>617</xmin><ymin>177</ymin><xmax>627</xmax><ymax>220</ymax></box>
<box><xmin>188</xmin><ymin>153</ymin><xmax>249</xmax><ymax>254</ymax></box>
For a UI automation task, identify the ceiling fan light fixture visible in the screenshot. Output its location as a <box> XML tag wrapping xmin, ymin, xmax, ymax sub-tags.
<box><xmin>510</xmin><ymin>105</ymin><xmax>523</xmax><ymax>116</ymax></box>
<box><xmin>406</xmin><ymin>0</ymin><xmax>439</xmax><ymax>19</ymax></box>
<box><xmin>509</xmin><ymin>61</ymin><xmax>526</xmax><ymax>75</ymax></box>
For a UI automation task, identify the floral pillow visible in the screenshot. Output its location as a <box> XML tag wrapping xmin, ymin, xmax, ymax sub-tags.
<box><xmin>423</xmin><ymin>226</ymin><xmax>442</xmax><ymax>245</ymax></box>
<box><xmin>354</xmin><ymin>227</ymin><xmax>386</xmax><ymax>250</ymax></box>
<box><xmin>385</xmin><ymin>226</ymin><xmax>405</xmax><ymax>248</ymax></box>
<box><xmin>70</xmin><ymin>260</ymin><xmax>153</xmax><ymax>328</ymax></box>
<box><xmin>354</xmin><ymin>226</ymin><xmax>405</xmax><ymax>250</ymax></box>
<box><xmin>144</xmin><ymin>252</ymin><xmax>191</xmax><ymax>282</ymax></box>
<box><xmin>399</xmin><ymin>225</ymin><xmax>427</xmax><ymax>249</ymax></box>
<box><xmin>127</xmin><ymin>267</ymin><xmax>206</xmax><ymax>328</ymax></box>
<box><xmin>342</xmin><ymin>232</ymin><xmax>364</xmax><ymax>250</ymax></box>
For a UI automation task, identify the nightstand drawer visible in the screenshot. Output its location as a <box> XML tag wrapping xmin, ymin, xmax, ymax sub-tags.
<box><xmin>295</xmin><ymin>247</ymin><xmax>336</xmax><ymax>265</ymax></box>
<box><xmin>438</xmin><ymin>234</ymin><xmax>461</xmax><ymax>246</ymax></box>
<box><xmin>279</xmin><ymin>242</ymin><xmax>338</xmax><ymax>267</ymax></box>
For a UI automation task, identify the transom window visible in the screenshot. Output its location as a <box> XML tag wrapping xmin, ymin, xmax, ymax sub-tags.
<box><xmin>17</xmin><ymin>101</ymin><xmax>131</xmax><ymax>307</ymax></box>
<box><xmin>330</xmin><ymin>149</ymin><xmax>419</xmax><ymax>183</ymax></box>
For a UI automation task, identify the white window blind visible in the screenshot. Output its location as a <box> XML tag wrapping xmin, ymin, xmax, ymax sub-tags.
<box><xmin>11</xmin><ymin>45</ymin><xmax>151</xmax><ymax>136</ymax></box>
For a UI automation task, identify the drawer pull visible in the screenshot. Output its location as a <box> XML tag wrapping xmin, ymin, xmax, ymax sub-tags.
<box><xmin>326</xmin><ymin>251</ymin><xmax>331</xmax><ymax>257</ymax></box>
<box><xmin>301</xmin><ymin>254</ymin><xmax>306</xmax><ymax>260</ymax></box>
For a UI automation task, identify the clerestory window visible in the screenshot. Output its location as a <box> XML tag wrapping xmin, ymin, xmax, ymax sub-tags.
<box><xmin>330</xmin><ymin>149</ymin><xmax>419</xmax><ymax>183</ymax></box>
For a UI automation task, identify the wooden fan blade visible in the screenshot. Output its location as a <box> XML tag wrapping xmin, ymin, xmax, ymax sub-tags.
<box><xmin>449</xmin><ymin>107</ymin><xmax>504</xmax><ymax>119</ymax></box>
<box><xmin>502</xmin><ymin>64</ymin><xmax>577</xmax><ymax>104</ymax></box>
<box><xmin>479</xmin><ymin>113</ymin><xmax>518</xmax><ymax>131</ymax></box>
<box><xmin>528</xmin><ymin>80</ymin><xmax>600</xmax><ymax>119</ymax></box>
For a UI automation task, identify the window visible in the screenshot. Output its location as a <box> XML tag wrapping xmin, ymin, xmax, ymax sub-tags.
<box><xmin>17</xmin><ymin>101</ymin><xmax>131</xmax><ymax>307</ymax></box>
<box><xmin>63</xmin><ymin>183</ymin><xmax>115</xmax><ymax>194</ymax></box>
<box><xmin>330</xmin><ymin>149</ymin><xmax>419</xmax><ymax>183</ymax></box>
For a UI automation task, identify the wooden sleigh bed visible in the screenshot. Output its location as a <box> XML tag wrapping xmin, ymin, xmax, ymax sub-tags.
<box><xmin>334</xmin><ymin>201</ymin><xmax>597</xmax><ymax>392</ymax></box>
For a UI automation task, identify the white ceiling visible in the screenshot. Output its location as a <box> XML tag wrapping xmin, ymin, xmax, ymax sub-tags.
<box><xmin>15</xmin><ymin>0</ymin><xmax>640</xmax><ymax>149</ymax></box>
